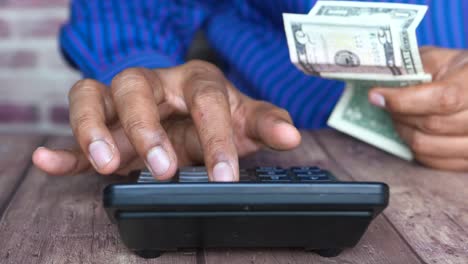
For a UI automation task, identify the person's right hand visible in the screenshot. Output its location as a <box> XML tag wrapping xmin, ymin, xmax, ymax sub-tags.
<box><xmin>32</xmin><ymin>60</ymin><xmax>301</xmax><ymax>181</ymax></box>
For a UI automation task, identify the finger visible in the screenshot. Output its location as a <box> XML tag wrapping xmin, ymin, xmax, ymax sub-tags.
<box><xmin>111</xmin><ymin>68</ymin><xmax>177</xmax><ymax>180</ymax></box>
<box><xmin>447</xmin><ymin>50</ymin><xmax>468</xmax><ymax>73</ymax></box>
<box><xmin>415</xmin><ymin>155</ymin><xmax>468</xmax><ymax>172</ymax></box>
<box><xmin>419</xmin><ymin>46</ymin><xmax>461</xmax><ymax>77</ymax></box>
<box><xmin>69</xmin><ymin>79</ymin><xmax>120</xmax><ymax>174</ymax></box>
<box><xmin>161</xmin><ymin>118</ymin><xmax>205</xmax><ymax>166</ymax></box>
<box><xmin>368</xmin><ymin>79</ymin><xmax>467</xmax><ymax>115</ymax></box>
<box><xmin>395</xmin><ymin>122</ymin><xmax>468</xmax><ymax>159</ymax></box>
<box><xmin>244</xmin><ymin>100</ymin><xmax>301</xmax><ymax>150</ymax></box>
<box><xmin>180</xmin><ymin>61</ymin><xmax>239</xmax><ymax>182</ymax></box>
<box><xmin>392</xmin><ymin>110</ymin><xmax>468</xmax><ymax>136</ymax></box>
<box><xmin>33</xmin><ymin>126</ymin><xmax>141</xmax><ymax>176</ymax></box>
<box><xmin>32</xmin><ymin>147</ymin><xmax>91</xmax><ymax>176</ymax></box>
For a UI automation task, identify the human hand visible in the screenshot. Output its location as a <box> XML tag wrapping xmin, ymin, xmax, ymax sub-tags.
<box><xmin>368</xmin><ymin>47</ymin><xmax>468</xmax><ymax>171</ymax></box>
<box><xmin>32</xmin><ymin>60</ymin><xmax>301</xmax><ymax>181</ymax></box>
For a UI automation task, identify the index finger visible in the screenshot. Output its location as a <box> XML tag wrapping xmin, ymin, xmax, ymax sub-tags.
<box><xmin>180</xmin><ymin>61</ymin><xmax>239</xmax><ymax>182</ymax></box>
<box><xmin>111</xmin><ymin>68</ymin><xmax>178</xmax><ymax>180</ymax></box>
<box><xmin>369</xmin><ymin>79</ymin><xmax>467</xmax><ymax>115</ymax></box>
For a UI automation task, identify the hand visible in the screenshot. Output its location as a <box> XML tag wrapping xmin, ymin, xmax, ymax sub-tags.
<box><xmin>368</xmin><ymin>47</ymin><xmax>468</xmax><ymax>171</ymax></box>
<box><xmin>32</xmin><ymin>60</ymin><xmax>301</xmax><ymax>181</ymax></box>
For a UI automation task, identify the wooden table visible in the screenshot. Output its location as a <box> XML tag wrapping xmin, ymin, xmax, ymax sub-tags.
<box><xmin>0</xmin><ymin>130</ymin><xmax>466</xmax><ymax>264</ymax></box>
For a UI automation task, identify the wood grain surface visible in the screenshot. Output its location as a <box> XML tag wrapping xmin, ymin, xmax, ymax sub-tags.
<box><xmin>315</xmin><ymin>130</ymin><xmax>468</xmax><ymax>264</ymax></box>
<box><xmin>203</xmin><ymin>131</ymin><xmax>422</xmax><ymax>264</ymax></box>
<box><xmin>0</xmin><ymin>131</ymin><xmax>466</xmax><ymax>264</ymax></box>
<box><xmin>0</xmin><ymin>134</ymin><xmax>44</xmax><ymax>216</ymax></box>
<box><xmin>0</xmin><ymin>136</ymin><xmax>196</xmax><ymax>264</ymax></box>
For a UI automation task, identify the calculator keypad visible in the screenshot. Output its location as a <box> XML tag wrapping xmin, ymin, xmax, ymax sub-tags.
<box><xmin>179</xmin><ymin>167</ymin><xmax>209</xmax><ymax>182</ymax></box>
<box><xmin>137</xmin><ymin>166</ymin><xmax>336</xmax><ymax>183</ymax></box>
<box><xmin>255</xmin><ymin>166</ymin><xmax>334</xmax><ymax>183</ymax></box>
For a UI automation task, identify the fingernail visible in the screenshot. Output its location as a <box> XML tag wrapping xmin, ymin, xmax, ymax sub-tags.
<box><xmin>369</xmin><ymin>93</ymin><xmax>386</xmax><ymax>108</ymax></box>
<box><xmin>147</xmin><ymin>146</ymin><xmax>170</xmax><ymax>176</ymax></box>
<box><xmin>213</xmin><ymin>162</ymin><xmax>234</xmax><ymax>182</ymax></box>
<box><xmin>88</xmin><ymin>140</ymin><xmax>113</xmax><ymax>169</ymax></box>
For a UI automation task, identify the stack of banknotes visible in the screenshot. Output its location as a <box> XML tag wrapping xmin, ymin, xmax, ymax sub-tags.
<box><xmin>283</xmin><ymin>1</ymin><xmax>431</xmax><ymax>160</ymax></box>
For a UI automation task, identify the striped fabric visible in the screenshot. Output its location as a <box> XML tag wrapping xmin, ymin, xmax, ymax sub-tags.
<box><xmin>60</xmin><ymin>0</ymin><xmax>467</xmax><ymax>129</ymax></box>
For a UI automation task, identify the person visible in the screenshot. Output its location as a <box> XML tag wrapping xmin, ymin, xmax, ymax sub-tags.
<box><xmin>32</xmin><ymin>0</ymin><xmax>468</xmax><ymax>181</ymax></box>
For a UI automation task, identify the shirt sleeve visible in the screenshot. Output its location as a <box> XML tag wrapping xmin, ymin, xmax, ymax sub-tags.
<box><xmin>60</xmin><ymin>0</ymin><xmax>213</xmax><ymax>85</ymax></box>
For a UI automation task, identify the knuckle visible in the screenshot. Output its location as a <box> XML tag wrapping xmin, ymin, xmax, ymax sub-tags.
<box><xmin>186</xmin><ymin>60</ymin><xmax>223</xmax><ymax>77</ymax></box>
<box><xmin>123</xmin><ymin>114</ymin><xmax>164</xmax><ymax>141</ymax></box>
<box><xmin>189</xmin><ymin>80</ymin><xmax>228</xmax><ymax>112</ymax></box>
<box><xmin>184</xmin><ymin>60</ymin><xmax>225</xmax><ymax>84</ymax></box>
<box><xmin>124</xmin><ymin>116</ymin><xmax>151</xmax><ymax>134</ymax></box>
<box><xmin>111</xmin><ymin>68</ymin><xmax>147</xmax><ymax>95</ymax></box>
<box><xmin>192</xmin><ymin>85</ymin><xmax>226</xmax><ymax>103</ymax></box>
<box><xmin>422</xmin><ymin>116</ymin><xmax>445</xmax><ymax>134</ymax></box>
<box><xmin>71</xmin><ymin>112</ymin><xmax>97</xmax><ymax>138</ymax></box>
<box><xmin>69</xmin><ymin>79</ymin><xmax>100</xmax><ymax>98</ymax></box>
<box><xmin>408</xmin><ymin>131</ymin><xmax>427</xmax><ymax>154</ymax></box>
<box><xmin>438</xmin><ymin>84</ymin><xmax>463</xmax><ymax>113</ymax></box>
<box><xmin>183</xmin><ymin>61</ymin><xmax>228</xmax><ymax>107</ymax></box>
<box><xmin>204</xmin><ymin>135</ymin><xmax>229</xmax><ymax>152</ymax></box>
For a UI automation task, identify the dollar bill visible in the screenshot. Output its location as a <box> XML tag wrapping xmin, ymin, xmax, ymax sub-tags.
<box><xmin>309</xmin><ymin>0</ymin><xmax>428</xmax><ymax>75</ymax></box>
<box><xmin>327</xmin><ymin>76</ymin><xmax>431</xmax><ymax>160</ymax></box>
<box><xmin>321</xmin><ymin>72</ymin><xmax>432</xmax><ymax>83</ymax></box>
<box><xmin>283</xmin><ymin>1</ymin><xmax>431</xmax><ymax>160</ymax></box>
<box><xmin>283</xmin><ymin>14</ymin><xmax>404</xmax><ymax>77</ymax></box>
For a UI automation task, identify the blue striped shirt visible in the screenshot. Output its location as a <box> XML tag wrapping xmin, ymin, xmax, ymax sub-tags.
<box><xmin>60</xmin><ymin>0</ymin><xmax>467</xmax><ymax>128</ymax></box>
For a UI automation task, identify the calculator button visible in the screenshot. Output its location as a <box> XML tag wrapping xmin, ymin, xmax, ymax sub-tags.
<box><xmin>261</xmin><ymin>175</ymin><xmax>289</xmax><ymax>180</ymax></box>
<box><xmin>257</xmin><ymin>170</ymin><xmax>274</xmax><ymax>175</ymax></box>
<box><xmin>137</xmin><ymin>170</ymin><xmax>173</xmax><ymax>183</ymax></box>
<box><xmin>139</xmin><ymin>170</ymin><xmax>152</xmax><ymax>177</ymax></box>
<box><xmin>257</xmin><ymin>170</ymin><xmax>288</xmax><ymax>176</ymax></box>
<box><xmin>257</xmin><ymin>174</ymin><xmax>288</xmax><ymax>179</ymax></box>
<box><xmin>239</xmin><ymin>169</ymin><xmax>251</xmax><ymax>181</ymax></box>
<box><xmin>295</xmin><ymin>172</ymin><xmax>328</xmax><ymax>177</ymax></box>
<box><xmin>260</xmin><ymin>178</ymin><xmax>292</xmax><ymax>182</ymax></box>
<box><xmin>297</xmin><ymin>175</ymin><xmax>331</xmax><ymax>182</ymax></box>
<box><xmin>179</xmin><ymin>166</ymin><xmax>208</xmax><ymax>176</ymax></box>
<box><xmin>294</xmin><ymin>171</ymin><xmax>315</xmax><ymax>176</ymax></box>
<box><xmin>255</xmin><ymin>167</ymin><xmax>285</xmax><ymax>172</ymax></box>
<box><xmin>291</xmin><ymin>166</ymin><xmax>321</xmax><ymax>172</ymax></box>
<box><xmin>138</xmin><ymin>177</ymin><xmax>158</xmax><ymax>183</ymax></box>
<box><xmin>179</xmin><ymin>175</ymin><xmax>209</xmax><ymax>182</ymax></box>
<box><xmin>137</xmin><ymin>170</ymin><xmax>153</xmax><ymax>183</ymax></box>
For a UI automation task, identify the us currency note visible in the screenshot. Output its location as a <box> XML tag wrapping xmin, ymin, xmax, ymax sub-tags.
<box><xmin>309</xmin><ymin>0</ymin><xmax>428</xmax><ymax>76</ymax></box>
<box><xmin>283</xmin><ymin>14</ymin><xmax>405</xmax><ymax>78</ymax></box>
<box><xmin>327</xmin><ymin>75</ymin><xmax>431</xmax><ymax>160</ymax></box>
<box><xmin>283</xmin><ymin>1</ymin><xmax>430</xmax><ymax>160</ymax></box>
<box><xmin>308</xmin><ymin>1</ymin><xmax>429</xmax><ymax>160</ymax></box>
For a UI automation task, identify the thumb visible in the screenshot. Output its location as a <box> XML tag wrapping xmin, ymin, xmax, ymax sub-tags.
<box><xmin>245</xmin><ymin>101</ymin><xmax>301</xmax><ymax>150</ymax></box>
<box><xmin>32</xmin><ymin>147</ymin><xmax>91</xmax><ymax>176</ymax></box>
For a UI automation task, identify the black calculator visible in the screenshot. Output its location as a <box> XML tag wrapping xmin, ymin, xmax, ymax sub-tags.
<box><xmin>103</xmin><ymin>166</ymin><xmax>389</xmax><ymax>258</ymax></box>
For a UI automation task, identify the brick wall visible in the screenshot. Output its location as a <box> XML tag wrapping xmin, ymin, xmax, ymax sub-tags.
<box><xmin>0</xmin><ymin>0</ymin><xmax>80</xmax><ymax>135</ymax></box>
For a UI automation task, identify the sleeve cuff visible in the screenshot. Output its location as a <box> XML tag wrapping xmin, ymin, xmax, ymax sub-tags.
<box><xmin>92</xmin><ymin>51</ymin><xmax>176</xmax><ymax>85</ymax></box>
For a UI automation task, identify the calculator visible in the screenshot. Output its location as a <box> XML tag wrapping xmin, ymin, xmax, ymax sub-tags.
<box><xmin>103</xmin><ymin>166</ymin><xmax>389</xmax><ymax>258</ymax></box>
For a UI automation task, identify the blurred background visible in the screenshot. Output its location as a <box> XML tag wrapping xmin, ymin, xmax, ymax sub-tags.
<box><xmin>0</xmin><ymin>0</ymin><xmax>79</xmax><ymax>135</ymax></box>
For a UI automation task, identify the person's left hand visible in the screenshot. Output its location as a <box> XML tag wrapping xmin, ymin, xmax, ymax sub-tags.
<box><xmin>368</xmin><ymin>46</ymin><xmax>468</xmax><ymax>171</ymax></box>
